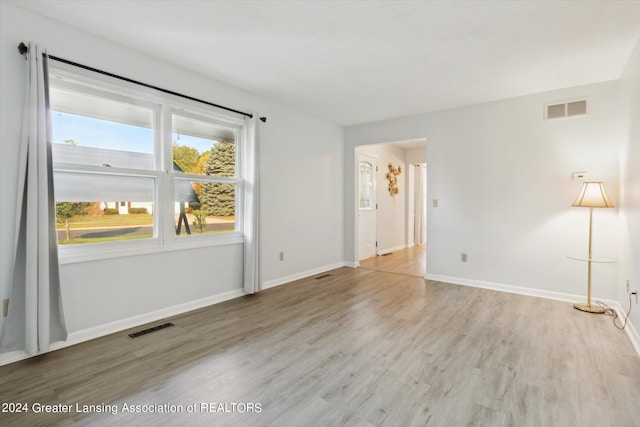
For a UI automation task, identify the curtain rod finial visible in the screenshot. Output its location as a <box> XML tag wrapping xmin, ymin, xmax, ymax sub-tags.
<box><xmin>18</xmin><ymin>42</ymin><xmax>28</xmax><ymax>56</ymax></box>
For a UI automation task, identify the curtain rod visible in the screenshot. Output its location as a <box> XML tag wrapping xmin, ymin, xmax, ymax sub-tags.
<box><xmin>17</xmin><ymin>42</ymin><xmax>267</xmax><ymax>123</ymax></box>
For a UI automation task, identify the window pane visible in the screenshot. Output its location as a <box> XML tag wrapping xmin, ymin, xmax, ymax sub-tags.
<box><xmin>172</xmin><ymin>114</ymin><xmax>236</xmax><ymax>177</ymax></box>
<box><xmin>174</xmin><ymin>180</ymin><xmax>235</xmax><ymax>236</ymax></box>
<box><xmin>50</xmin><ymin>87</ymin><xmax>154</xmax><ymax>169</ymax></box>
<box><xmin>54</xmin><ymin>172</ymin><xmax>154</xmax><ymax>245</ymax></box>
<box><xmin>359</xmin><ymin>162</ymin><xmax>373</xmax><ymax>209</ymax></box>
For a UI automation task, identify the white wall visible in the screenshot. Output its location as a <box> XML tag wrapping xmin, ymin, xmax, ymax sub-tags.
<box><xmin>356</xmin><ymin>144</ymin><xmax>407</xmax><ymax>254</ymax></box>
<box><xmin>345</xmin><ymin>80</ymin><xmax>623</xmax><ymax>301</ymax></box>
<box><xmin>405</xmin><ymin>147</ymin><xmax>426</xmax><ymax>165</ymax></box>
<box><xmin>0</xmin><ymin>3</ymin><xmax>344</xmax><ymax>355</ymax></box>
<box><xmin>618</xmin><ymin>40</ymin><xmax>640</xmax><ymax>339</ymax></box>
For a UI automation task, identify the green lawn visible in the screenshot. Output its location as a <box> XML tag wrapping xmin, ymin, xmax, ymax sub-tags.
<box><xmin>56</xmin><ymin>213</ymin><xmax>234</xmax><ymax>244</ymax></box>
<box><xmin>60</xmin><ymin>214</ymin><xmax>153</xmax><ymax>229</ymax></box>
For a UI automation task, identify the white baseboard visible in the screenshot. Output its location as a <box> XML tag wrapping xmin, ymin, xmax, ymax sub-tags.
<box><xmin>624</xmin><ymin>319</ymin><xmax>640</xmax><ymax>358</ymax></box>
<box><xmin>262</xmin><ymin>262</ymin><xmax>350</xmax><ymax>290</ymax></box>
<box><xmin>606</xmin><ymin>300</ymin><xmax>640</xmax><ymax>359</ymax></box>
<box><xmin>425</xmin><ymin>273</ymin><xmax>640</xmax><ymax>358</ymax></box>
<box><xmin>0</xmin><ymin>288</ymin><xmax>246</xmax><ymax>367</ymax></box>
<box><xmin>0</xmin><ymin>350</ymin><xmax>29</xmax><ymax>366</ymax></box>
<box><xmin>378</xmin><ymin>244</ymin><xmax>406</xmax><ymax>256</ymax></box>
<box><xmin>425</xmin><ymin>273</ymin><xmax>585</xmax><ymax>302</ymax></box>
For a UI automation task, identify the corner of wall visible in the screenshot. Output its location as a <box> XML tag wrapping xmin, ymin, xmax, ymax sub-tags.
<box><xmin>617</xmin><ymin>38</ymin><xmax>640</xmax><ymax>345</ymax></box>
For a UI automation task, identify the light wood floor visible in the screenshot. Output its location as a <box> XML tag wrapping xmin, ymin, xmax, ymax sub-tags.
<box><xmin>1</xmin><ymin>247</ymin><xmax>639</xmax><ymax>426</ymax></box>
<box><xmin>359</xmin><ymin>244</ymin><xmax>426</xmax><ymax>277</ymax></box>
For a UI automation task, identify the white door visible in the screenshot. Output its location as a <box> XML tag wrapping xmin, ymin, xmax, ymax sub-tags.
<box><xmin>358</xmin><ymin>154</ymin><xmax>377</xmax><ymax>260</ymax></box>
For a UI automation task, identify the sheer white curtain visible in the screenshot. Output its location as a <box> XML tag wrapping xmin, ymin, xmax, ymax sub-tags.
<box><xmin>243</xmin><ymin>115</ymin><xmax>261</xmax><ymax>294</ymax></box>
<box><xmin>0</xmin><ymin>44</ymin><xmax>67</xmax><ymax>356</ymax></box>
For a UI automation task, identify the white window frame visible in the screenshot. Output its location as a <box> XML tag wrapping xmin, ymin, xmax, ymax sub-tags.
<box><xmin>165</xmin><ymin>108</ymin><xmax>244</xmax><ymax>245</ymax></box>
<box><xmin>49</xmin><ymin>63</ymin><xmax>245</xmax><ymax>264</ymax></box>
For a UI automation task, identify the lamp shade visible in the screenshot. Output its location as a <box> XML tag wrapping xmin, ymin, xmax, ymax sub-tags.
<box><xmin>572</xmin><ymin>182</ymin><xmax>614</xmax><ymax>208</ymax></box>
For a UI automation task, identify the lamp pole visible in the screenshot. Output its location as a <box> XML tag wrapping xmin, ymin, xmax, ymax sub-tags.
<box><xmin>574</xmin><ymin>206</ymin><xmax>605</xmax><ymax>313</ymax></box>
<box><xmin>587</xmin><ymin>207</ymin><xmax>593</xmax><ymax>308</ymax></box>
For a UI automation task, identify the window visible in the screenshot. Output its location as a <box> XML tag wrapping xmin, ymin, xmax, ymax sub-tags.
<box><xmin>359</xmin><ymin>162</ymin><xmax>373</xmax><ymax>209</ymax></box>
<box><xmin>49</xmin><ymin>65</ymin><xmax>245</xmax><ymax>260</ymax></box>
<box><xmin>171</xmin><ymin>113</ymin><xmax>239</xmax><ymax>236</ymax></box>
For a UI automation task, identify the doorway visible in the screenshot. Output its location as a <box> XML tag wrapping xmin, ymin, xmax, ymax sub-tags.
<box><xmin>354</xmin><ymin>138</ymin><xmax>427</xmax><ymax>274</ymax></box>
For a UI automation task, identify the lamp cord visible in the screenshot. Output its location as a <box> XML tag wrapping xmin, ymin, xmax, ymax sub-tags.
<box><xmin>595</xmin><ymin>293</ymin><xmax>634</xmax><ymax>330</ymax></box>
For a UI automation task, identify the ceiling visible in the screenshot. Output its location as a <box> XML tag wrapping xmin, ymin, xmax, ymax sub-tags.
<box><xmin>11</xmin><ymin>1</ymin><xmax>640</xmax><ymax>126</ymax></box>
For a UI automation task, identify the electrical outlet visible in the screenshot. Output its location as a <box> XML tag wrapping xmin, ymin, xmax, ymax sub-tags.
<box><xmin>461</xmin><ymin>253</ymin><xmax>468</xmax><ymax>262</ymax></box>
<box><xmin>572</xmin><ymin>171</ymin><xmax>587</xmax><ymax>181</ymax></box>
<box><xmin>279</xmin><ymin>252</ymin><xmax>284</xmax><ymax>261</ymax></box>
<box><xmin>627</xmin><ymin>280</ymin><xmax>630</xmax><ymax>293</ymax></box>
<box><xmin>433</xmin><ymin>199</ymin><xmax>439</xmax><ymax>208</ymax></box>
<box><xmin>2</xmin><ymin>299</ymin><xmax>8</xmax><ymax>317</ymax></box>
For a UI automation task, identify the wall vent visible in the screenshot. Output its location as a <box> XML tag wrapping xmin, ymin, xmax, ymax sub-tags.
<box><xmin>546</xmin><ymin>99</ymin><xmax>588</xmax><ymax>120</ymax></box>
<box><xmin>567</xmin><ymin>100</ymin><xmax>587</xmax><ymax>116</ymax></box>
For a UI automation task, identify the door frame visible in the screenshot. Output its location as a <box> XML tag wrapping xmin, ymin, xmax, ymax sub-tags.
<box><xmin>414</xmin><ymin>163</ymin><xmax>427</xmax><ymax>245</ymax></box>
<box><xmin>352</xmin><ymin>138</ymin><xmax>427</xmax><ymax>271</ymax></box>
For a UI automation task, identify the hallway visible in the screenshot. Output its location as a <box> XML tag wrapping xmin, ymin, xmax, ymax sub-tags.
<box><xmin>359</xmin><ymin>244</ymin><xmax>425</xmax><ymax>277</ymax></box>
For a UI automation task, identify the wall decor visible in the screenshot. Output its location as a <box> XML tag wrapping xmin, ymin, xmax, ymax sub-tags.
<box><xmin>386</xmin><ymin>163</ymin><xmax>402</xmax><ymax>196</ymax></box>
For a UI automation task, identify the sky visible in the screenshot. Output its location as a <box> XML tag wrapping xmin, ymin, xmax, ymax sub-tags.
<box><xmin>52</xmin><ymin>111</ymin><xmax>216</xmax><ymax>155</ymax></box>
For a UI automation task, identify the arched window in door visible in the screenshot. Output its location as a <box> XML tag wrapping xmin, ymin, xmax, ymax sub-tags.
<box><xmin>359</xmin><ymin>162</ymin><xmax>373</xmax><ymax>209</ymax></box>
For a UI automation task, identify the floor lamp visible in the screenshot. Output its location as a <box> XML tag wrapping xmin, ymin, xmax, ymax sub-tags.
<box><xmin>571</xmin><ymin>181</ymin><xmax>614</xmax><ymax>313</ymax></box>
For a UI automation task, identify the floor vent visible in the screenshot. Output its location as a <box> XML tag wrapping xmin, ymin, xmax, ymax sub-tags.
<box><xmin>316</xmin><ymin>274</ymin><xmax>332</xmax><ymax>280</ymax></box>
<box><xmin>129</xmin><ymin>322</ymin><xmax>174</xmax><ymax>338</ymax></box>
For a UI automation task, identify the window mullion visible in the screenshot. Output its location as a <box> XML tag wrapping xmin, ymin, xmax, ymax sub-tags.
<box><xmin>173</xmin><ymin>175</ymin><xmax>238</xmax><ymax>185</ymax></box>
<box><xmin>160</xmin><ymin>106</ymin><xmax>175</xmax><ymax>244</ymax></box>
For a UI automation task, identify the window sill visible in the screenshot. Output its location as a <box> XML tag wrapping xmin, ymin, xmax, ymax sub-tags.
<box><xmin>58</xmin><ymin>233</ymin><xmax>244</xmax><ymax>265</ymax></box>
